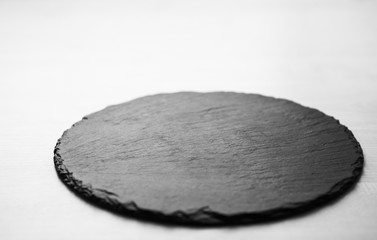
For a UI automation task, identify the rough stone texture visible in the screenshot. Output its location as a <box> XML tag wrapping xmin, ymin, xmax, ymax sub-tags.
<box><xmin>54</xmin><ymin>92</ymin><xmax>363</xmax><ymax>226</ymax></box>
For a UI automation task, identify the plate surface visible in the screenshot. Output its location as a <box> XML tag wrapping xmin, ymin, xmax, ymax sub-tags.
<box><xmin>54</xmin><ymin>92</ymin><xmax>363</xmax><ymax>226</ymax></box>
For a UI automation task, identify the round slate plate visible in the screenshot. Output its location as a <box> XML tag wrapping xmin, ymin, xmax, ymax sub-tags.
<box><xmin>54</xmin><ymin>92</ymin><xmax>363</xmax><ymax>226</ymax></box>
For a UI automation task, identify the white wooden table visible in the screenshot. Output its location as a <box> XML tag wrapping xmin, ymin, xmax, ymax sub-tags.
<box><xmin>1</xmin><ymin>1</ymin><xmax>376</xmax><ymax>239</ymax></box>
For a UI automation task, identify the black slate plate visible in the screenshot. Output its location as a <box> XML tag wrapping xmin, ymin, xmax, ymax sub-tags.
<box><xmin>54</xmin><ymin>92</ymin><xmax>363</xmax><ymax>226</ymax></box>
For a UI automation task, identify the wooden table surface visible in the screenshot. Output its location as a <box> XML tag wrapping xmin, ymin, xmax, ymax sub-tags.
<box><xmin>1</xmin><ymin>1</ymin><xmax>376</xmax><ymax>239</ymax></box>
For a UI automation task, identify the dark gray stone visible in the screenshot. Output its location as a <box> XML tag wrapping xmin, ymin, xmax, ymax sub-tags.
<box><xmin>54</xmin><ymin>92</ymin><xmax>363</xmax><ymax>226</ymax></box>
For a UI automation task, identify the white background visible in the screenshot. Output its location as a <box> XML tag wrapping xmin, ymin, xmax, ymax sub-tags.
<box><xmin>1</xmin><ymin>0</ymin><xmax>377</xmax><ymax>239</ymax></box>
